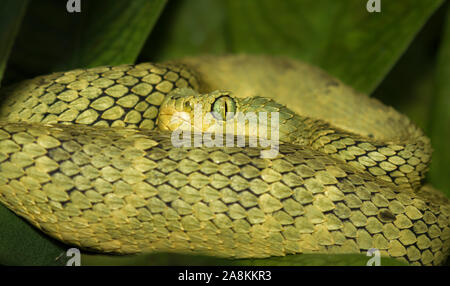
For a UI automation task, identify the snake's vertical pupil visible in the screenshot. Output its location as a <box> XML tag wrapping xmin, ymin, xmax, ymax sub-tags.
<box><xmin>184</xmin><ymin>101</ymin><xmax>191</xmax><ymax>111</ymax></box>
<box><xmin>212</xmin><ymin>97</ymin><xmax>236</xmax><ymax>121</ymax></box>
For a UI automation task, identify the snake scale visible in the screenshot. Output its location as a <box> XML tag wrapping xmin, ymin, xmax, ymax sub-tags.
<box><xmin>0</xmin><ymin>55</ymin><xmax>448</xmax><ymax>266</ymax></box>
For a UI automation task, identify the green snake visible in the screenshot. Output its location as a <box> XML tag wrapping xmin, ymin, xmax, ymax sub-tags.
<box><xmin>0</xmin><ymin>55</ymin><xmax>448</xmax><ymax>266</ymax></box>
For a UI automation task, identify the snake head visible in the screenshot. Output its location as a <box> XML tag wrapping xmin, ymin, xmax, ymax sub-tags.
<box><xmin>157</xmin><ymin>87</ymin><xmax>238</xmax><ymax>133</ymax></box>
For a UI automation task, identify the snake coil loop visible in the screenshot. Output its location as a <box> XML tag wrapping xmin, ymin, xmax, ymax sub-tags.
<box><xmin>0</xmin><ymin>55</ymin><xmax>448</xmax><ymax>265</ymax></box>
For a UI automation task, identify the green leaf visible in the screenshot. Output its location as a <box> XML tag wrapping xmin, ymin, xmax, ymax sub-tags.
<box><xmin>81</xmin><ymin>252</ymin><xmax>407</xmax><ymax>266</ymax></box>
<box><xmin>233</xmin><ymin>254</ymin><xmax>408</xmax><ymax>266</ymax></box>
<box><xmin>225</xmin><ymin>0</ymin><xmax>444</xmax><ymax>94</ymax></box>
<box><xmin>4</xmin><ymin>0</ymin><xmax>166</xmax><ymax>84</ymax></box>
<box><xmin>0</xmin><ymin>0</ymin><xmax>28</xmax><ymax>85</ymax></box>
<box><xmin>428</xmin><ymin>4</ymin><xmax>450</xmax><ymax>197</ymax></box>
<box><xmin>371</xmin><ymin>3</ymin><xmax>450</xmax><ymax>199</ymax></box>
<box><xmin>140</xmin><ymin>0</ymin><xmax>443</xmax><ymax>94</ymax></box>
<box><xmin>69</xmin><ymin>0</ymin><xmax>167</xmax><ymax>68</ymax></box>
<box><xmin>0</xmin><ymin>205</ymin><xmax>67</xmax><ymax>266</ymax></box>
<box><xmin>371</xmin><ymin>5</ymin><xmax>445</xmax><ymax>131</ymax></box>
<box><xmin>139</xmin><ymin>0</ymin><xmax>227</xmax><ymax>62</ymax></box>
<box><xmin>0</xmin><ymin>0</ymin><xmax>69</xmax><ymax>266</ymax></box>
<box><xmin>0</xmin><ymin>0</ymin><xmax>167</xmax><ymax>266</ymax></box>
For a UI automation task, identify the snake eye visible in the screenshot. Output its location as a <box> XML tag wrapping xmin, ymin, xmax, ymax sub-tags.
<box><xmin>212</xmin><ymin>96</ymin><xmax>236</xmax><ymax>121</ymax></box>
<box><xmin>184</xmin><ymin>100</ymin><xmax>192</xmax><ymax>111</ymax></box>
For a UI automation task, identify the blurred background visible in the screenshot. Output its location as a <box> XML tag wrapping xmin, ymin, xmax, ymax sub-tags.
<box><xmin>0</xmin><ymin>0</ymin><xmax>448</xmax><ymax>266</ymax></box>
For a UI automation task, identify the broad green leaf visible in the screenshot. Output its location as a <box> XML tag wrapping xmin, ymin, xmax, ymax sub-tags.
<box><xmin>69</xmin><ymin>0</ymin><xmax>167</xmax><ymax>68</ymax></box>
<box><xmin>372</xmin><ymin>6</ymin><xmax>445</xmax><ymax>131</ymax></box>
<box><xmin>4</xmin><ymin>0</ymin><xmax>166</xmax><ymax>85</ymax></box>
<box><xmin>140</xmin><ymin>0</ymin><xmax>443</xmax><ymax>94</ymax></box>
<box><xmin>225</xmin><ymin>0</ymin><xmax>444</xmax><ymax>93</ymax></box>
<box><xmin>0</xmin><ymin>0</ymin><xmax>167</xmax><ymax>266</ymax></box>
<box><xmin>0</xmin><ymin>205</ymin><xmax>68</xmax><ymax>266</ymax></box>
<box><xmin>0</xmin><ymin>0</ymin><xmax>68</xmax><ymax>267</ymax></box>
<box><xmin>428</xmin><ymin>4</ymin><xmax>450</xmax><ymax>197</ymax></box>
<box><xmin>139</xmin><ymin>0</ymin><xmax>227</xmax><ymax>62</ymax></box>
<box><xmin>0</xmin><ymin>0</ymin><xmax>28</xmax><ymax>85</ymax></box>
<box><xmin>371</xmin><ymin>3</ymin><xmax>450</xmax><ymax>199</ymax></box>
<box><xmin>81</xmin><ymin>252</ymin><xmax>407</xmax><ymax>266</ymax></box>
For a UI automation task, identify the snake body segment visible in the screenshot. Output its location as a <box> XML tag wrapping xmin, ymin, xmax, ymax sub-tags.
<box><xmin>0</xmin><ymin>55</ymin><xmax>448</xmax><ymax>265</ymax></box>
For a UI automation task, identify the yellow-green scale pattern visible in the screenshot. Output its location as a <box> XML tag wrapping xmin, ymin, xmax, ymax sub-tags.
<box><xmin>0</xmin><ymin>58</ymin><xmax>448</xmax><ymax>266</ymax></box>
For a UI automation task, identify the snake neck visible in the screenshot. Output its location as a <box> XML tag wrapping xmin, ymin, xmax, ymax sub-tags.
<box><xmin>236</xmin><ymin>96</ymin><xmax>431</xmax><ymax>191</ymax></box>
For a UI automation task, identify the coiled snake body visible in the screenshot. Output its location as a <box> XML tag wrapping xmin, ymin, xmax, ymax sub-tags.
<box><xmin>0</xmin><ymin>55</ymin><xmax>448</xmax><ymax>265</ymax></box>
